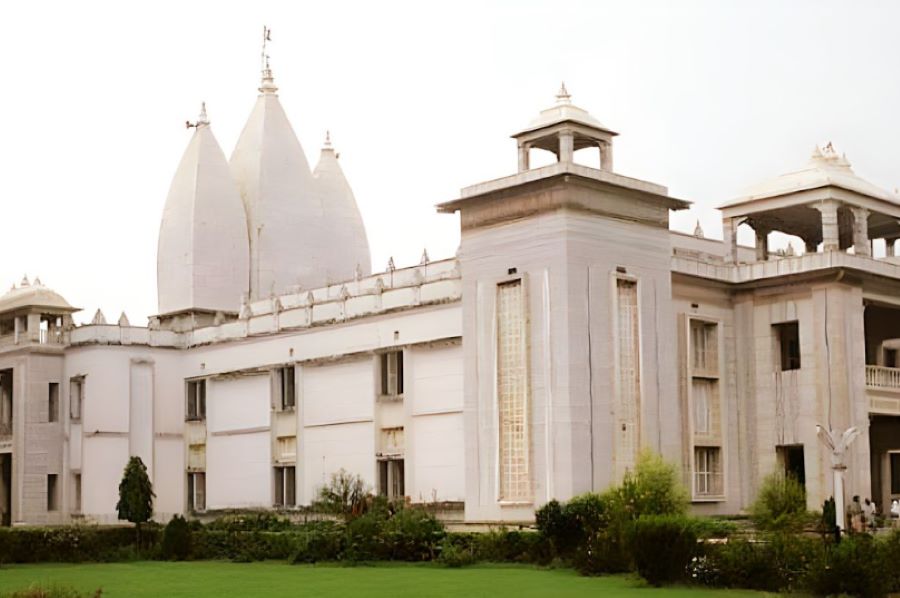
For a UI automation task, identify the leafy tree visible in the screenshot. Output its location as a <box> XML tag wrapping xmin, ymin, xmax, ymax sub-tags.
<box><xmin>313</xmin><ymin>469</ymin><xmax>370</xmax><ymax>521</ymax></box>
<box><xmin>116</xmin><ymin>456</ymin><xmax>155</xmax><ymax>545</ymax></box>
<box><xmin>750</xmin><ymin>471</ymin><xmax>808</xmax><ymax>532</ymax></box>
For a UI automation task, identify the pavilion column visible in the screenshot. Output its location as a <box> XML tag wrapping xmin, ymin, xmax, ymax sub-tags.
<box><xmin>887</xmin><ymin>238</ymin><xmax>897</xmax><ymax>257</ymax></box>
<box><xmin>517</xmin><ymin>142</ymin><xmax>530</xmax><ymax>172</ymax></box>
<box><xmin>599</xmin><ymin>140</ymin><xmax>613</xmax><ymax>172</ymax></box>
<box><xmin>558</xmin><ymin>130</ymin><xmax>574</xmax><ymax>163</ymax></box>
<box><xmin>817</xmin><ymin>200</ymin><xmax>840</xmax><ymax>252</ymax></box>
<box><xmin>754</xmin><ymin>227</ymin><xmax>771</xmax><ymax>261</ymax></box>
<box><xmin>804</xmin><ymin>239</ymin><xmax>819</xmax><ymax>254</ymax></box>
<box><xmin>723</xmin><ymin>217</ymin><xmax>740</xmax><ymax>264</ymax></box>
<box><xmin>850</xmin><ymin>207</ymin><xmax>871</xmax><ymax>257</ymax></box>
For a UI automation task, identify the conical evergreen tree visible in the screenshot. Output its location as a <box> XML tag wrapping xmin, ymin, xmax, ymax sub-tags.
<box><xmin>116</xmin><ymin>456</ymin><xmax>155</xmax><ymax>546</ymax></box>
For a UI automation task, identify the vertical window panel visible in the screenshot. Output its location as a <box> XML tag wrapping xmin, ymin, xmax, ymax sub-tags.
<box><xmin>497</xmin><ymin>279</ymin><xmax>530</xmax><ymax>502</ymax></box>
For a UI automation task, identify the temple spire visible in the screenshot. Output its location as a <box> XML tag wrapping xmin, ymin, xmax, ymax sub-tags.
<box><xmin>259</xmin><ymin>25</ymin><xmax>277</xmax><ymax>94</ymax></box>
<box><xmin>555</xmin><ymin>81</ymin><xmax>572</xmax><ymax>105</ymax></box>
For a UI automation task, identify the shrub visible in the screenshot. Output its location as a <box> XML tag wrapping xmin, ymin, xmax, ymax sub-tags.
<box><xmin>382</xmin><ymin>507</ymin><xmax>444</xmax><ymax>561</ymax></box>
<box><xmin>0</xmin><ymin>526</ymin><xmax>160</xmax><ymax>564</ymax></box>
<box><xmin>115</xmin><ymin>457</ymin><xmax>154</xmax><ymax>545</ymax></box>
<box><xmin>605</xmin><ymin>450</ymin><xmax>689</xmax><ymax>522</ymax></box>
<box><xmin>700</xmin><ymin>534</ymin><xmax>820</xmax><ymax>592</ymax></box>
<box><xmin>804</xmin><ymin>534</ymin><xmax>889</xmax><ymax>598</ymax></box>
<box><xmin>313</xmin><ymin>469</ymin><xmax>370</xmax><ymax>521</ymax></box>
<box><xmin>630</xmin><ymin>515</ymin><xmax>698</xmax><ymax>586</ymax></box>
<box><xmin>535</xmin><ymin>499</ymin><xmax>573</xmax><ymax>557</ymax></box>
<box><xmin>471</xmin><ymin>528</ymin><xmax>543</xmax><ymax>564</ymax></box>
<box><xmin>572</xmin><ymin>528</ymin><xmax>629</xmax><ymax>575</ymax></box>
<box><xmin>160</xmin><ymin>515</ymin><xmax>192</xmax><ymax>560</ymax></box>
<box><xmin>437</xmin><ymin>537</ymin><xmax>476</xmax><ymax>568</ymax></box>
<box><xmin>289</xmin><ymin>521</ymin><xmax>344</xmax><ymax>563</ymax></box>
<box><xmin>749</xmin><ymin>472</ymin><xmax>808</xmax><ymax>532</ymax></box>
<box><xmin>205</xmin><ymin>512</ymin><xmax>293</xmax><ymax>532</ymax></box>
<box><xmin>0</xmin><ymin>586</ymin><xmax>102</xmax><ymax>598</ymax></box>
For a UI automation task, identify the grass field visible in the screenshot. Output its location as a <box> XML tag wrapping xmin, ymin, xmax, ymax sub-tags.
<box><xmin>0</xmin><ymin>561</ymin><xmax>773</xmax><ymax>597</ymax></box>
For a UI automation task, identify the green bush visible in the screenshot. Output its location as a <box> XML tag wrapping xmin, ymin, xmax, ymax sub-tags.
<box><xmin>0</xmin><ymin>526</ymin><xmax>160</xmax><ymax>564</ymax></box>
<box><xmin>572</xmin><ymin>528</ymin><xmax>629</xmax><ymax>575</ymax></box>
<box><xmin>699</xmin><ymin>534</ymin><xmax>819</xmax><ymax>592</ymax></box>
<box><xmin>471</xmin><ymin>529</ymin><xmax>543</xmax><ymax>564</ymax></box>
<box><xmin>205</xmin><ymin>512</ymin><xmax>293</xmax><ymax>532</ymax></box>
<box><xmin>0</xmin><ymin>586</ymin><xmax>102</xmax><ymax>598</ymax></box>
<box><xmin>804</xmin><ymin>534</ymin><xmax>889</xmax><ymax>598</ymax></box>
<box><xmin>630</xmin><ymin>515</ymin><xmax>698</xmax><ymax>586</ymax></box>
<box><xmin>749</xmin><ymin>472</ymin><xmax>809</xmax><ymax>532</ymax></box>
<box><xmin>313</xmin><ymin>469</ymin><xmax>371</xmax><ymax>521</ymax></box>
<box><xmin>382</xmin><ymin>507</ymin><xmax>444</xmax><ymax>561</ymax></box>
<box><xmin>289</xmin><ymin>521</ymin><xmax>344</xmax><ymax>563</ymax></box>
<box><xmin>160</xmin><ymin>515</ymin><xmax>192</xmax><ymax>560</ymax></box>
<box><xmin>437</xmin><ymin>537</ymin><xmax>476</xmax><ymax>568</ymax></box>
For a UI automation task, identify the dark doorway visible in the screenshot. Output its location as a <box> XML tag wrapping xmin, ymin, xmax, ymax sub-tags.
<box><xmin>777</xmin><ymin>444</ymin><xmax>806</xmax><ymax>486</ymax></box>
<box><xmin>0</xmin><ymin>453</ymin><xmax>10</xmax><ymax>526</ymax></box>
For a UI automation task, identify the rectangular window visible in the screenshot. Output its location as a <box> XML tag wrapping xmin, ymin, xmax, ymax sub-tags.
<box><xmin>774</xmin><ymin>322</ymin><xmax>801</xmax><ymax>371</ymax></box>
<box><xmin>187</xmin><ymin>472</ymin><xmax>206</xmax><ymax>511</ymax></box>
<box><xmin>186</xmin><ymin>380</ymin><xmax>206</xmax><ymax>421</ymax></box>
<box><xmin>275</xmin><ymin>367</ymin><xmax>296</xmax><ymax>410</ymax></box>
<box><xmin>692</xmin><ymin>379</ymin><xmax>712</xmax><ymax>435</ymax></box>
<box><xmin>48</xmin><ymin>383</ymin><xmax>59</xmax><ymax>423</ymax></box>
<box><xmin>886</xmin><ymin>348</ymin><xmax>898</xmax><ymax>369</ymax></box>
<box><xmin>497</xmin><ymin>279</ymin><xmax>530</xmax><ymax>502</ymax></box>
<box><xmin>274</xmin><ymin>466</ymin><xmax>296</xmax><ymax>507</ymax></box>
<box><xmin>615</xmin><ymin>278</ymin><xmax>641</xmax><ymax>477</ymax></box>
<box><xmin>378</xmin><ymin>459</ymin><xmax>405</xmax><ymax>500</ymax></box>
<box><xmin>690</xmin><ymin>320</ymin><xmax>718</xmax><ymax>374</ymax></box>
<box><xmin>69</xmin><ymin>377</ymin><xmax>83</xmax><ymax>420</ymax></box>
<box><xmin>380</xmin><ymin>351</ymin><xmax>404</xmax><ymax>396</ymax></box>
<box><xmin>694</xmin><ymin>447</ymin><xmax>723</xmax><ymax>497</ymax></box>
<box><xmin>47</xmin><ymin>474</ymin><xmax>58</xmax><ymax>511</ymax></box>
<box><xmin>73</xmin><ymin>473</ymin><xmax>82</xmax><ymax>513</ymax></box>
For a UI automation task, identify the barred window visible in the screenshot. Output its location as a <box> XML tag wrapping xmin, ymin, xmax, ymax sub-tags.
<box><xmin>692</xmin><ymin>379</ymin><xmax>713</xmax><ymax>435</ymax></box>
<box><xmin>497</xmin><ymin>279</ymin><xmax>530</xmax><ymax>502</ymax></box>
<box><xmin>690</xmin><ymin>320</ymin><xmax>718</xmax><ymax>373</ymax></box>
<box><xmin>694</xmin><ymin>447</ymin><xmax>723</xmax><ymax>496</ymax></box>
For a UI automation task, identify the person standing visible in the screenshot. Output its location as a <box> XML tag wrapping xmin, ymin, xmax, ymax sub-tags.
<box><xmin>863</xmin><ymin>498</ymin><xmax>876</xmax><ymax>531</ymax></box>
<box><xmin>849</xmin><ymin>496</ymin><xmax>864</xmax><ymax>533</ymax></box>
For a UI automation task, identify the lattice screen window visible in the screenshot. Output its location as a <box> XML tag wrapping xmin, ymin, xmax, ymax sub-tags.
<box><xmin>692</xmin><ymin>379</ymin><xmax>712</xmax><ymax>435</ymax></box>
<box><xmin>694</xmin><ymin>447</ymin><xmax>723</xmax><ymax>496</ymax></box>
<box><xmin>615</xmin><ymin>278</ymin><xmax>641</xmax><ymax>475</ymax></box>
<box><xmin>497</xmin><ymin>279</ymin><xmax>530</xmax><ymax>502</ymax></box>
<box><xmin>690</xmin><ymin>320</ymin><xmax>718</xmax><ymax>374</ymax></box>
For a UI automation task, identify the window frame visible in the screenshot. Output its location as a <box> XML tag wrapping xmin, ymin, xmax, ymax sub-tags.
<box><xmin>47</xmin><ymin>473</ymin><xmax>58</xmax><ymax>511</ymax></box>
<box><xmin>273</xmin><ymin>465</ymin><xmax>296</xmax><ymax>507</ymax></box>
<box><xmin>275</xmin><ymin>366</ymin><xmax>296</xmax><ymax>411</ymax></box>
<box><xmin>774</xmin><ymin>321</ymin><xmax>801</xmax><ymax>371</ymax></box>
<box><xmin>379</xmin><ymin>351</ymin><xmax>404</xmax><ymax>398</ymax></box>
<box><xmin>693</xmin><ymin>446</ymin><xmax>723</xmax><ymax>499</ymax></box>
<box><xmin>69</xmin><ymin>376</ymin><xmax>84</xmax><ymax>421</ymax></box>
<box><xmin>187</xmin><ymin>471</ymin><xmax>206</xmax><ymax>512</ymax></box>
<box><xmin>185</xmin><ymin>379</ymin><xmax>207</xmax><ymax>422</ymax></box>
<box><xmin>48</xmin><ymin>382</ymin><xmax>59</xmax><ymax>423</ymax></box>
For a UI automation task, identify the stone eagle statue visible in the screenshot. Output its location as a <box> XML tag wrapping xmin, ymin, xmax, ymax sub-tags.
<box><xmin>816</xmin><ymin>425</ymin><xmax>861</xmax><ymax>468</ymax></box>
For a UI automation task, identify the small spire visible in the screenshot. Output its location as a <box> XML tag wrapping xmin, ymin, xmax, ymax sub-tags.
<box><xmin>420</xmin><ymin>248</ymin><xmax>430</xmax><ymax>265</ymax></box>
<box><xmin>197</xmin><ymin>102</ymin><xmax>209</xmax><ymax>126</ymax></box>
<box><xmin>693</xmin><ymin>220</ymin><xmax>705</xmax><ymax>238</ymax></box>
<box><xmin>117</xmin><ymin>312</ymin><xmax>130</xmax><ymax>327</ymax></box>
<box><xmin>323</xmin><ymin>130</ymin><xmax>333</xmax><ymax>150</ymax></box>
<box><xmin>91</xmin><ymin>309</ymin><xmax>107</xmax><ymax>325</ymax></box>
<box><xmin>20</xmin><ymin>275</ymin><xmax>29</xmax><ymax>287</ymax></box>
<box><xmin>555</xmin><ymin>81</ymin><xmax>572</xmax><ymax>105</ymax></box>
<box><xmin>259</xmin><ymin>25</ymin><xmax>278</xmax><ymax>94</ymax></box>
<box><xmin>33</xmin><ymin>276</ymin><xmax>42</xmax><ymax>286</ymax></box>
<box><xmin>387</xmin><ymin>256</ymin><xmax>396</xmax><ymax>272</ymax></box>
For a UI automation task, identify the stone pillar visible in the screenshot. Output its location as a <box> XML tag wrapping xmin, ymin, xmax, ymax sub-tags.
<box><xmin>599</xmin><ymin>140</ymin><xmax>613</xmax><ymax>171</ymax></box>
<box><xmin>12</xmin><ymin>317</ymin><xmax>19</xmax><ymax>345</ymax></box>
<box><xmin>887</xmin><ymin>238</ymin><xmax>897</xmax><ymax>257</ymax></box>
<box><xmin>26</xmin><ymin>314</ymin><xmax>40</xmax><ymax>343</ymax></box>
<box><xmin>723</xmin><ymin>217</ymin><xmax>740</xmax><ymax>264</ymax></box>
<box><xmin>517</xmin><ymin>142</ymin><xmax>530</xmax><ymax>172</ymax></box>
<box><xmin>754</xmin><ymin>227</ymin><xmax>770</xmax><ymax>261</ymax></box>
<box><xmin>850</xmin><ymin>206</ymin><xmax>871</xmax><ymax>257</ymax></box>
<box><xmin>817</xmin><ymin>201</ymin><xmax>840</xmax><ymax>252</ymax></box>
<box><xmin>559</xmin><ymin>130</ymin><xmax>574</xmax><ymax>163</ymax></box>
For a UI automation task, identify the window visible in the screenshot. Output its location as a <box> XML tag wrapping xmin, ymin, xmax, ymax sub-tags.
<box><xmin>690</xmin><ymin>320</ymin><xmax>718</xmax><ymax>373</ymax></box>
<box><xmin>48</xmin><ymin>383</ymin><xmax>59</xmax><ymax>423</ymax></box>
<box><xmin>186</xmin><ymin>380</ymin><xmax>206</xmax><ymax>421</ymax></box>
<box><xmin>380</xmin><ymin>351</ymin><xmax>404</xmax><ymax>397</ymax></box>
<box><xmin>378</xmin><ymin>459</ymin><xmax>405</xmax><ymax>500</ymax></box>
<box><xmin>187</xmin><ymin>472</ymin><xmax>206</xmax><ymax>511</ymax></box>
<box><xmin>774</xmin><ymin>322</ymin><xmax>801</xmax><ymax>371</ymax></box>
<box><xmin>47</xmin><ymin>474</ymin><xmax>58</xmax><ymax>511</ymax></box>
<box><xmin>70</xmin><ymin>377</ymin><xmax>83</xmax><ymax>420</ymax></box>
<box><xmin>694</xmin><ymin>447</ymin><xmax>723</xmax><ymax>497</ymax></box>
<box><xmin>497</xmin><ymin>279</ymin><xmax>530</xmax><ymax>502</ymax></box>
<box><xmin>73</xmin><ymin>473</ymin><xmax>82</xmax><ymax>513</ymax></box>
<box><xmin>274</xmin><ymin>466</ymin><xmax>296</xmax><ymax>507</ymax></box>
<box><xmin>891</xmin><ymin>453</ymin><xmax>900</xmax><ymax>496</ymax></box>
<box><xmin>275</xmin><ymin>367</ymin><xmax>295</xmax><ymax>410</ymax></box>
<box><xmin>615</xmin><ymin>278</ymin><xmax>641</xmax><ymax>477</ymax></box>
<box><xmin>692</xmin><ymin>379</ymin><xmax>713</xmax><ymax>435</ymax></box>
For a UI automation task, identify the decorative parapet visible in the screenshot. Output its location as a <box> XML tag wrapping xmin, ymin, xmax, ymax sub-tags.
<box><xmin>672</xmin><ymin>251</ymin><xmax>900</xmax><ymax>285</ymax></box>
<box><xmin>69</xmin><ymin>258</ymin><xmax>462</xmax><ymax>349</ymax></box>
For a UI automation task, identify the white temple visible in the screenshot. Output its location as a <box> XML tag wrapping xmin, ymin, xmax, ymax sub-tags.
<box><xmin>1</xmin><ymin>42</ymin><xmax>900</xmax><ymax>527</ymax></box>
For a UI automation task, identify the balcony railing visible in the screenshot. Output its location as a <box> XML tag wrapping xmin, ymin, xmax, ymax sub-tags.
<box><xmin>866</xmin><ymin>365</ymin><xmax>900</xmax><ymax>391</ymax></box>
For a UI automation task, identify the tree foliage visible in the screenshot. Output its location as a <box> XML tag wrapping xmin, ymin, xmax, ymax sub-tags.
<box><xmin>750</xmin><ymin>471</ymin><xmax>808</xmax><ymax>532</ymax></box>
<box><xmin>313</xmin><ymin>469</ymin><xmax>370</xmax><ymax>521</ymax></box>
<box><xmin>116</xmin><ymin>456</ymin><xmax>154</xmax><ymax>527</ymax></box>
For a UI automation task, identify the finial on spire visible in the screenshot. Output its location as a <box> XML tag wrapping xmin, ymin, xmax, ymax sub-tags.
<box><xmin>324</xmin><ymin>130</ymin><xmax>333</xmax><ymax>149</ymax></box>
<box><xmin>186</xmin><ymin>102</ymin><xmax>210</xmax><ymax>129</ymax></box>
<box><xmin>259</xmin><ymin>26</ymin><xmax>278</xmax><ymax>94</ymax></box>
<box><xmin>556</xmin><ymin>81</ymin><xmax>572</xmax><ymax>105</ymax></box>
<box><xmin>693</xmin><ymin>220</ymin><xmax>705</xmax><ymax>238</ymax></box>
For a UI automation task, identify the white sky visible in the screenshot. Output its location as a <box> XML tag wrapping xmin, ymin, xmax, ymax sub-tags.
<box><xmin>2</xmin><ymin>0</ymin><xmax>899</xmax><ymax>324</ymax></box>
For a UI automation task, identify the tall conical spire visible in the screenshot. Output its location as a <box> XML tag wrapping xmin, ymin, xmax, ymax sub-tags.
<box><xmin>259</xmin><ymin>25</ymin><xmax>277</xmax><ymax>94</ymax></box>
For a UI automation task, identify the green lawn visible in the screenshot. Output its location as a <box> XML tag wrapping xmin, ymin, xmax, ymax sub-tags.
<box><xmin>0</xmin><ymin>561</ymin><xmax>773</xmax><ymax>597</ymax></box>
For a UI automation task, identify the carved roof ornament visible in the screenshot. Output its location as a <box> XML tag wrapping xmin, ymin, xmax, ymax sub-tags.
<box><xmin>420</xmin><ymin>249</ymin><xmax>430</xmax><ymax>265</ymax></box>
<box><xmin>259</xmin><ymin>25</ymin><xmax>277</xmax><ymax>94</ymax></box>
<box><xmin>33</xmin><ymin>277</ymin><xmax>42</xmax><ymax>286</ymax></box>
<box><xmin>693</xmin><ymin>220</ymin><xmax>705</xmax><ymax>238</ymax></box>
<box><xmin>117</xmin><ymin>312</ymin><xmax>130</xmax><ymax>327</ymax></box>
<box><xmin>186</xmin><ymin>102</ymin><xmax>209</xmax><ymax>130</ymax></box>
<box><xmin>387</xmin><ymin>257</ymin><xmax>396</xmax><ymax>272</ymax></box>
<box><xmin>91</xmin><ymin>309</ymin><xmax>107</xmax><ymax>325</ymax></box>
<box><xmin>20</xmin><ymin>275</ymin><xmax>29</xmax><ymax>287</ymax></box>
<box><xmin>374</xmin><ymin>277</ymin><xmax>385</xmax><ymax>294</ymax></box>
<box><xmin>555</xmin><ymin>81</ymin><xmax>572</xmax><ymax>105</ymax></box>
<box><xmin>340</xmin><ymin>285</ymin><xmax>350</xmax><ymax>301</ymax></box>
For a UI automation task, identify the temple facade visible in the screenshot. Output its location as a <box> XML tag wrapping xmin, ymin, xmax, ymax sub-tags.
<box><xmin>1</xmin><ymin>60</ymin><xmax>899</xmax><ymax>527</ymax></box>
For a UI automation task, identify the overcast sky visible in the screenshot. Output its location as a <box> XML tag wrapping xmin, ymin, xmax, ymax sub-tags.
<box><xmin>1</xmin><ymin>1</ymin><xmax>899</xmax><ymax>324</ymax></box>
